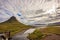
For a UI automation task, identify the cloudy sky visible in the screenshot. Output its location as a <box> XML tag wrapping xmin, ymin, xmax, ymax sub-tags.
<box><xmin>0</xmin><ymin>0</ymin><xmax>60</xmax><ymax>26</ymax></box>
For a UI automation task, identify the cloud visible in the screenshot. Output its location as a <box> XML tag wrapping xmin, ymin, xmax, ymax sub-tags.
<box><xmin>0</xmin><ymin>8</ymin><xmax>13</xmax><ymax>23</ymax></box>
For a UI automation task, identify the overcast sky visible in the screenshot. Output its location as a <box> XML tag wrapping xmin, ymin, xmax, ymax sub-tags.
<box><xmin>0</xmin><ymin>0</ymin><xmax>60</xmax><ymax>26</ymax></box>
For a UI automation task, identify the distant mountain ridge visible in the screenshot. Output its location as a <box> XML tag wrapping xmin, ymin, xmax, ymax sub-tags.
<box><xmin>48</xmin><ymin>22</ymin><xmax>60</xmax><ymax>26</ymax></box>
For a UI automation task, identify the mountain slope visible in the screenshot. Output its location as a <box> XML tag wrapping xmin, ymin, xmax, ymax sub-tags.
<box><xmin>0</xmin><ymin>17</ymin><xmax>31</xmax><ymax>36</ymax></box>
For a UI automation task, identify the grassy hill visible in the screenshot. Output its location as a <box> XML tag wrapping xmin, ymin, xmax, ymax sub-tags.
<box><xmin>0</xmin><ymin>17</ymin><xmax>32</xmax><ymax>36</ymax></box>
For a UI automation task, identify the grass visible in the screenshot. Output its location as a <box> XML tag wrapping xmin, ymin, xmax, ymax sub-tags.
<box><xmin>0</xmin><ymin>17</ymin><xmax>32</xmax><ymax>36</ymax></box>
<box><xmin>27</xmin><ymin>26</ymin><xmax>60</xmax><ymax>40</ymax></box>
<box><xmin>40</xmin><ymin>26</ymin><xmax>60</xmax><ymax>34</ymax></box>
<box><xmin>27</xmin><ymin>29</ymin><xmax>43</xmax><ymax>40</ymax></box>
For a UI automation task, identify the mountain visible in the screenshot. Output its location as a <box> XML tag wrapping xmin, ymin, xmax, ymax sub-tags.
<box><xmin>48</xmin><ymin>22</ymin><xmax>60</xmax><ymax>26</ymax></box>
<box><xmin>0</xmin><ymin>16</ymin><xmax>31</xmax><ymax>36</ymax></box>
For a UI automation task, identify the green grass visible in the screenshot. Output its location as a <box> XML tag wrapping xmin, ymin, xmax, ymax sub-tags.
<box><xmin>0</xmin><ymin>17</ymin><xmax>32</xmax><ymax>36</ymax></box>
<box><xmin>28</xmin><ymin>27</ymin><xmax>60</xmax><ymax>40</ymax></box>
<box><xmin>40</xmin><ymin>26</ymin><xmax>60</xmax><ymax>34</ymax></box>
<box><xmin>27</xmin><ymin>29</ymin><xmax>43</xmax><ymax>40</ymax></box>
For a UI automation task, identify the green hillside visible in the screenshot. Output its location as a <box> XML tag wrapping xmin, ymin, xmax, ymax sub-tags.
<box><xmin>0</xmin><ymin>17</ymin><xmax>31</xmax><ymax>36</ymax></box>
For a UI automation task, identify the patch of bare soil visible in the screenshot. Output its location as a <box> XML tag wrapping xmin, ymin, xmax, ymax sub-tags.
<box><xmin>41</xmin><ymin>34</ymin><xmax>60</xmax><ymax>40</ymax></box>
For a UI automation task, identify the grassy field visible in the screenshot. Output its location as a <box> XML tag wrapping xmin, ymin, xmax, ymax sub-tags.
<box><xmin>27</xmin><ymin>27</ymin><xmax>60</xmax><ymax>40</ymax></box>
<box><xmin>40</xmin><ymin>26</ymin><xmax>60</xmax><ymax>34</ymax></box>
<box><xmin>0</xmin><ymin>17</ymin><xmax>32</xmax><ymax>36</ymax></box>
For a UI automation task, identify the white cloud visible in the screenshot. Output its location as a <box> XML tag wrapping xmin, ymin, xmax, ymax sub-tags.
<box><xmin>0</xmin><ymin>8</ymin><xmax>13</xmax><ymax>23</ymax></box>
<box><xmin>0</xmin><ymin>0</ymin><xmax>60</xmax><ymax>26</ymax></box>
